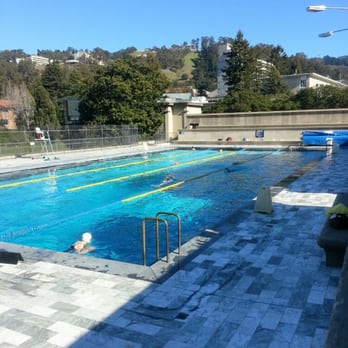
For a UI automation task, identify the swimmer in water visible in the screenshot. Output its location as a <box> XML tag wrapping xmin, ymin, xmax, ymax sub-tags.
<box><xmin>159</xmin><ymin>174</ymin><xmax>175</xmax><ymax>186</ymax></box>
<box><xmin>66</xmin><ymin>232</ymin><xmax>95</xmax><ymax>254</ymax></box>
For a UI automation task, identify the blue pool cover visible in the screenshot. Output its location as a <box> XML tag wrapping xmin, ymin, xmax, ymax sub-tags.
<box><xmin>301</xmin><ymin>130</ymin><xmax>348</xmax><ymax>146</ymax></box>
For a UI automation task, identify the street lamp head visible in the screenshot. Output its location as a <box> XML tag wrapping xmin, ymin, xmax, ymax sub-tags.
<box><xmin>307</xmin><ymin>5</ymin><xmax>327</xmax><ymax>12</ymax></box>
<box><xmin>318</xmin><ymin>28</ymin><xmax>348</xmax><ymax>37</ymax></box>
<box><xmin>318</xmin><ymin>31</ymin><xmax>334</xmax><ymax>37</ymax></box>
<box><xmin>307</xmin><ymin>4</ymin><xmax>348</xmax><ymax>11</ymax></box>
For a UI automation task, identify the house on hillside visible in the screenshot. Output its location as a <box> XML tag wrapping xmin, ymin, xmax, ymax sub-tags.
<box><xmin>281</xmin><ymin>72</ymin><xmax>347</xmax><ymax>94</ymax></box>
<box><xmin>0</xmin><ymin>100</ymin><xmax>16</xmax><ymax>129</ymax></box>
<box><xmin>29</xmin><ymin>55</ymin><xmax>49</xmax><ymax>66</ymax></box>
<box><xmin>15</xmin><ymin>55</ymin><xmax>49</xmax><ymax>66</ymax></box>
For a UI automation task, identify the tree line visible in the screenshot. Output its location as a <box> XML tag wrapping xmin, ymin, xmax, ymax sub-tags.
<box><xmin>1</xmin><ymin>34</ymin><xmax>348</xmax><ymax>134</ymax></box>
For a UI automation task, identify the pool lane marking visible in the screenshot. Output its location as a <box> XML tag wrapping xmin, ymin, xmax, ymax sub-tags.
<box><xmin>0</xmin><ymin>151</ymin><xmax>190</xmax><ymax>190</ymax></box>
<box><xmin>121</xmin><ymin>181</ymin><xmax>185</xmax><ymax>202</ymax></box>
<box><xmin>66</xmin><ymin>152</ymin><xmax>235</xmax><ymax>193</ymax></box>
<box><xmin>121</xmin><ymin>167</ymin><xmax>223</xmax><ymax>203</ymax></box>
<box><xmin>0</xmin><ymin>158</ymin><xmax>149</xmax><ymax>189</ymax></box>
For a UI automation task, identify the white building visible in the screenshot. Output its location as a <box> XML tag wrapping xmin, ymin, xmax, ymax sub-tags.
<box><xmin>29</xmin><ymin>55</ymin><xmax>49</xmax><ymax>66</ymax></box>
<box><xmin>281</xmin><ymin>72</ymin><xmax>347</xmax><ymax>94</ymax></box>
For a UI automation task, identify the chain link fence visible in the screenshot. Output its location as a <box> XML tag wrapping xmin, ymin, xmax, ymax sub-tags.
<box><xmin>0</xmin><ymin>125</ymin><xmax>165</xmax><ymax>157</ymax></box>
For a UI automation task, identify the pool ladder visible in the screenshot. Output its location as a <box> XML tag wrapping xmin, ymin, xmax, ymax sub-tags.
<box><xmin>141</xmin><ymin>212</ymin><xmax>181</xmax><ymax>266</ymax></box>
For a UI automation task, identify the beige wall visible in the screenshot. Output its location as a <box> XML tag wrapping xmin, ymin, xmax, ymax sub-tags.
<box><xmin>164</xmin><ymin>102</ymin><xmax>204</xmax><ymax>140</ymax></box>
<box><xmin>177</xmin><ymin>108</ymin><xmax>348</xmax><ymax>143</ymax></box>
<box><xmin>0</xmin><ymin>109</ymin><xmax>16</xmax><ymax>129</ymax></box>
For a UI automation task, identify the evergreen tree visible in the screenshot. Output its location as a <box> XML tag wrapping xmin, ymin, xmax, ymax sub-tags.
<box><xmin>17</xmin><ymin>60</ymin><xmax>40</xmax><ymax>86</ymax></box>
<box><xmin>41</xmin><ymin>61</ymin><xmax>66</xmax><ymax>101</ymax></box>
<box><xmin>31</xmin><ymin>81</ymin><xmax>59</xmax><ymax>128</ymax></box>
<box><xmin>191</xmin><ymin>37</ymin><xmax>218</xmax><ymax>94</ymax></box>
<box><xmin>41</xmin><ymin>61</ymin><xmax>67</xmax><ymax>123</ymax></box>
<box><xmin>223</xmin><ymin>31</ymin><xmax>259</xmax><ymax>94</ymax></box>
<box><xmin>261</xmin><ymin>65</ymin><xmax>290</xmax><ymax>95</ymax></box>
<box><xmin>254</xmin><ymin>44</ymin><xmax>290</xmax><ymax>74</ymax></box>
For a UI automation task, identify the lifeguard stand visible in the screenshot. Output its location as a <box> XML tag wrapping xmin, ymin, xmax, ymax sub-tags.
<box><xmin>34</xmin><ymin>127</ymin><xmax>54</xmax><ymax>156</ymax></box>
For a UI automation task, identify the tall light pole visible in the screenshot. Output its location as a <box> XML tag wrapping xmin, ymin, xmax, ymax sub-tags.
<box><xmin>307</xmin><ymin>5</ymin><xmax>348</xmax><ymax>12</ymax></box>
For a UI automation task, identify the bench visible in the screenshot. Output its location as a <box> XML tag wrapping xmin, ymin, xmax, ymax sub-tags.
<box><xmin>317</xmin><ymin>193</ymin><xmax>348</xmax><ymax>268</ymax></box>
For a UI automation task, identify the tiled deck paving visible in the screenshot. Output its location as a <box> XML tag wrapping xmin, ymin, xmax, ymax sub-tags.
<box><xmin>0</xmin><ymin>145</ymin><xmax>346</xmax><ymax>347</ymax></box>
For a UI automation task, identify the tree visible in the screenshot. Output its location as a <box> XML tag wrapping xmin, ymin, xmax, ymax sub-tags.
<box><xmin>90</xmin><ymin>47</ymin><xmax>112</xmax><ymax>64</ymax></box>
<box><xmin>156</xmin><ymin>46</ymin><xmax>189</xmax><ymax>71</ymax></box>
<box><xmin>17</xmin><ymin>60</ymin><xmax>40</xmax><ymax>86</ymax></box>
<box><xmin>79</xmin><ymin>55</ymin><xmax>169</xmax><ymax>135</ymax></box>
<box><xmin>291</xmin><ymin>85</ymin><xmax>348</xmax><ymax>109</ymax></box>
<box><xmin>191</xmin><ymin>36</ymin><xmax>218</xmax><ymax>94</ymax></box>
<box><xmin>206</xmin><ymin>89</ymin><xmax>271</xmax><ymax>113</ymax></box>
<box><xmin>41</xmin><ymin>61</ymin><xmax>66</xmax><ymax>101</ymax></box>
<box><xmin>223</xmin><ymin>31</ymin><xmax>259</xmax><ymax>94</ymax></box>
<box><xmin>31</xmin><ymin>81</ymin><xmax>59</xmax><ymax>128</ymax></box>
<box><xmin>261</xmin><ymin>65</ymin><xmax>290</xmax><ymax>96</ymax></box>
<box><xmin>41</xmin><ymin>61</ymin><xmax>67</xmax><ymax>123</ymax></box>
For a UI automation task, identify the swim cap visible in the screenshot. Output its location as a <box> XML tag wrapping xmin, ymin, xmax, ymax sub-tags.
<box><xmin>82</xmin><ymin>232</ymin><xmax>92</xmax><ymax>243</ymax></box>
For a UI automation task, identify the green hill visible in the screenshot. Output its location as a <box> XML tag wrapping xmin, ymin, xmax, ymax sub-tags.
<box><xmin>162</xmin><ymin>51</ymin><xmax>197</xmax><ymax>85</ymax></box>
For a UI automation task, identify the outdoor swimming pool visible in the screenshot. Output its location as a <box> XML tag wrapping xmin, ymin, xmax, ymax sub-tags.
<box><xmin>0</xmin><ymin>148</ymin><xmax>324</xmax><ymax>265</ymax></box>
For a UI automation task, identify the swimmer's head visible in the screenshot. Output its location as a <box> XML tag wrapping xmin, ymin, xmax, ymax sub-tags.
<box><xmin>82</xmin><ymin>232</ymin><xmax>92</xmax><ymax>243</ymax></box>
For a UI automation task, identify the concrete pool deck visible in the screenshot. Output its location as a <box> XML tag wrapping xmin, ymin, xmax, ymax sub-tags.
<box><xmin>0</xmin><ymin>144</ymin><xmax>346</xmax><ymax>347</ymax></box>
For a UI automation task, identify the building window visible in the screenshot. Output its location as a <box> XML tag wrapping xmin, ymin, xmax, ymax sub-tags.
<box><xmin>300</xmin><ymin>79</ymin><xmax>307</xmax><ymax>88</ymax></box>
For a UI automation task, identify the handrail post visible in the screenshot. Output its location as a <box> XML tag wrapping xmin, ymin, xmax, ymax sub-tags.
<box><xmin>155</xmin><ymin>217</ymin><xmax>159</xmax><ymax>260</ymax></box>
<box><xmin>142</xmin><ymin>217</ymin><xmax>169</xmax><ymax>266</ymax></box>
<box><xmin>141</xmin><ymin>219</ymin><xmax>147</xmax><ymax>266</ymax></box>
<box><xmin>156</xmin><ymin>212</ymin><xmax>181</xmax><ymax>254</ymax></box>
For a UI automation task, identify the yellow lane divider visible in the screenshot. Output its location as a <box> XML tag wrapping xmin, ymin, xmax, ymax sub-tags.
<box><xmin>122</xmin><ymin>181</ymin><xmax>185</xmax><ymax>202</ymax></box>
<box><xmin>0</xmin><ymin>158</ymin><xmax>148</xmax><ymax>189</ymax></box>
<box><xmin>121</xmin><ymin>167</ymin><xmax>224</xmax><ymax>203</ymax></box>
<box><xmin>0</xmin><ymin>151</ymin><xmax>190</xmax><ymax>190</ymax></box>
<box><xmin>66</xmin><ymin>152</ymin><xmax>235</xmax><ymax>193</ymax></box>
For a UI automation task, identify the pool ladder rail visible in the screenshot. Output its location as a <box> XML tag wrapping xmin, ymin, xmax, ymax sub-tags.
<box><xmin>141</xmin><ymin>212</ymin><xmax>181</xmax><ymax>266</ymax></box>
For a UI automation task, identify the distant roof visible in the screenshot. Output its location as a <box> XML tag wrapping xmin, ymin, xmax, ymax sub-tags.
<box><xmin>65</xmin><ymin>59</ymin><xmax>80</xmax><ymax>64</ymax></box>
<box><xmin>0</xmin><ymin>100</ymin><xmax>15</xmax><ymax>109</ymax></box>
<box><xmin>163</xmin><ymin>93</ymin><xmax>208</xmax><ymax>105</ymax></box>
<box><xmin>165</xmin><ymin>93</ymin><xmax>192</xmax><ymax>101</ymax></box>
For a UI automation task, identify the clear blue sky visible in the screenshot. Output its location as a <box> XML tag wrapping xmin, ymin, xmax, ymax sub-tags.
<box><xmin>2</xmin><ymin>0</ymin><xmax>348</xmax><ymax>58</ymax></box>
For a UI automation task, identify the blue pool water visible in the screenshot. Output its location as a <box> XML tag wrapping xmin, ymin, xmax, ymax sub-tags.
<box><xmin>0</xmin><ymin>148</ymin><xmax>324</xmax><ymax>265</ymax></box>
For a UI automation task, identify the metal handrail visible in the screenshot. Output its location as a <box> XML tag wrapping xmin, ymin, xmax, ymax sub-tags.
<box><xmin>156</xmin><ymin>212</ymin><xmax>181</xmax><ymax>254</ymax></box>
<box><xmin>141</xmin><ymin>217</ymin><xmax>169</xmax><ymax>266</ymax></box>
